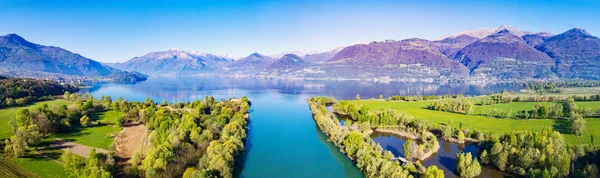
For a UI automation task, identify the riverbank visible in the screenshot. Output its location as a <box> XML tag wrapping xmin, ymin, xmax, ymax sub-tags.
<box><xmin>308</xmin><ymin>97</ymin><xmax>430</xmax><ymax>177</ymax></box>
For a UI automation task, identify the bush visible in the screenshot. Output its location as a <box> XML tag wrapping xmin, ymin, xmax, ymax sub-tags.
<box><xmin>455</xmin><ymin>152</ymin><xmax>481</xmax><ymax>178</ymax></box>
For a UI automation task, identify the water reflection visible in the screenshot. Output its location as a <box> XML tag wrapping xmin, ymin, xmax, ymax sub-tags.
<box><xmin>80</xmin><ymin>76</ymin><xmax>520</xmax><ymax>178</ymax></box>
<box><xmin>371</xmin><ymin>132</ymin><xmax>506</xmax><ymax>178</ymax></box>
<box><xmin>81</xmin><ymin>77</ymin><xmax>520</xmax><ymax>101</ymax></box>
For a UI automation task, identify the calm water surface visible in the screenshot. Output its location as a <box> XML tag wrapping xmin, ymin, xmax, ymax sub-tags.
<box><xmin>371</xmin><ymin>132</ymin><xmax>505</xmax><ymax>178</ymax></box>
<box><xmin>80</xmin><ymin>77</ymin><xmax>520</xmax><ymax>178</ymax></box>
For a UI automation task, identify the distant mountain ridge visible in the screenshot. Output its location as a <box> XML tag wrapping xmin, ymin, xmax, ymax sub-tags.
<box><xmin>0</xmin><ymin>34</ymin><xmax>114</xmax><ymax>76</ymax></box>
<box><xmin>0</xmin><ymin>33</ymin><xmax>146</xmax><ymax>82</ymax></box>
<box><xmin>109</xmin><ymin>49</ymin><xmax>233</xmax><ymax>76</ymax></box>
<box><xmin>536</xmin><ymin>28</ymin><xmax>600</xmax><ymax>80</ymax></box>
<box><xmin>5</xmin><ymin>25</ymin><xmax>600</xmax><ymax>82</ymax></box>
<box><xmin>453</xmin><ymin>29</ymin><xmax>555</xmax><ymax>79</ymax></box>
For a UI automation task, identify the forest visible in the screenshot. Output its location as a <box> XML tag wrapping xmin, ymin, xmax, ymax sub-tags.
<box><xmin>2</xmin><ymin>92</ymin><xmax>251</xmax><ymax>178</ymax></box>
<box><xmin>0</xmin><ymin>76</ymin><xmax>78</xmax><ymax>108</ymax></box>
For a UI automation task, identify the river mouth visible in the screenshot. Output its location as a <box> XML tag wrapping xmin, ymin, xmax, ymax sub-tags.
<box><xmin>80</xmin><ymin>76</ymin><xmax>521</xmax><ymax>178</ymax></box>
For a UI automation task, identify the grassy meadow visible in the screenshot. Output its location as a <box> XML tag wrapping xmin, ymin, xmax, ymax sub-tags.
<box><xmin>350</xmin><ymin>99</ymin><xmax>600</xmax><ymax>145</ymax></box>
<box><xmin>0</xmin><ymin>100</ymin><xmax>124</xmax><ymax>177</ymax></box>
<box><xmin>53</xmin><ymin>110</ymin><xmax>124</xmax><ymax>149</ymax></box>
<box><xmin>0</xmin><ymin>100</ymin><xmax>72</xmax><ymax>141</ymax></box>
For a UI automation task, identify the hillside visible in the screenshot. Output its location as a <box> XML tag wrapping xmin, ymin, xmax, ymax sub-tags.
<box><xmin>225</xmin><ymin>53</ymin><xmax>275</xmax><ymax>73</ymax></box>
<box><xmin>453</xmin><ymin>29</ymin><xmax>555</xmax><ymax>79</ymax></box>
<box><xmin>0</xmin><ymin>34</ymin><xmax>114</xmax><ymax>76</ymax></box>
<box><xmin>267</xmin><ymin>54</ymin><xmax>308</xmax><ymax>72</ymax></box>
<box><xmin>536</xmin><ymin>28</ymin><xmax>600</xmax><ymax>80</ymax></box>
<box><xmin>323</xmin><ymin>39</ymin><xmax>468</xmax><ymax>79</ymax></box>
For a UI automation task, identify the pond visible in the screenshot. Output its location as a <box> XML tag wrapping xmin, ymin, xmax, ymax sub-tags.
<box><xmin>371</xmin><ymin>132</ymin><xmax>506</xmax><ymax>178</ymax></box>
<box><xmin>80</xmin><ymin>76</ymin><xmax>519</xmax><ymax>178</ymax></box>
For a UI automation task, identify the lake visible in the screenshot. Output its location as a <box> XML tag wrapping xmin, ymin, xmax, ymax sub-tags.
<box><xmin>80</xmin><ymin>76</ymin><xmax>520</xmax><ymax>178</ymax></box>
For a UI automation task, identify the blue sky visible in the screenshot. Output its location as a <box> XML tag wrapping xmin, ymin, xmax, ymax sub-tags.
<box><xmin>1</xmin><ymin>0</ymin><xmax>599</xmax><ymax>63</ymax></box>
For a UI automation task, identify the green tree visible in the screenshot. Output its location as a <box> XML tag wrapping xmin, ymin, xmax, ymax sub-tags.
<box><xmin>4</xmin><ymin>133</ymin><xmax>27</xmax><ymax>158</ymax></box>
<box><xmin>14</xmin><ymin>108</ymin><xmax>32</xmax><ymax>128</ymax></box>
<box><xmin>442</xmin><ymin>125</ymin><xmax>452</xmax><ymax>139</ymax></box>
<box><xmin>64</xmin><ymin>91</ymin><xmax>71</xmax><ymax>101</ymax></box>
<box><xmin>80</xmin><ymin>115</ymin><xmax>90</xmax><ymax>127</ymax></box>
<box><xmin>62</xmin><ymin>149</ymin><xmax>84</xmax><ymax>176</ymax></box>
<box><xmin>455</xmin><ymin>152</ymin><xmax>481</xmax><ymax>178</ymax></box>
<box><xmin>355</xmin><ymin>94</ymin><xmax>361</xmax><ymax>100</ymax></box>
<box><xmin>343</xmin><ymin>132</ymin><xmax>364</xmax><ymax>157</ymax></box>
<box><xmin>457</xmin><ymin>130</ymin><xmax>465</xmax><ymax>143</ymax></box>
<box><xmin>404</xmin><ymin>139</ymin><xmax>414</xmax><ymax>160</ymax></box>
<box><xmin>26</xmin><ymin>124</ymin><xmax>42</xmax><ymax>147</ymax></box>
<box><xmin>571</xmin><ymin>113</ymin><xmax>586</xmax><ymax>136</ymax></box>
<box><xmin>378</xmin><ymin>95</ymin><xmax>383</xmax><ymax>99</ymax></box>
<box><xmin>423</xmin><ymin>165</ymin><xmax>444</xmax><ymax>178</ymax></box>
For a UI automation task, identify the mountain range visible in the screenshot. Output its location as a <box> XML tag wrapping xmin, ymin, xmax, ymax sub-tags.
<box><xmin>0</xmin><ymin>34</ymin><xmax>146</xmax><ymax>82</ymax></box>
<box><xmin>2</xmin><ymin>25</ymin><xmax>600</xmax><ymax>82</ymax></box>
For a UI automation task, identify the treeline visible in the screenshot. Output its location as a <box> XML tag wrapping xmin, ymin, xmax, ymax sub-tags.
<box><xmin>0</xmin><ymin>76</ymin><xmax>78</xmax><ymax>108</ymax></box>
<box><xmin>119</xmin><ymin>96</ymin><xmax>251</xmax><ymax>178</ymax></box>
<box><xmin>483</xmin><ymin>103</ymin><xmax>564</xmax><ymax>119</ymax></box>
<box><xmin>309</xmin><ymin>97</ymin><xmax>417</xmax><ymax>178</ymax></box>
<box><xmin>480</xmin><ymin>93</ymin><xmax>600</xmax><ymax>105</ymax></box>
<box><xmin>523</xmin><ymin>81</ymin><xmax>600</xmax><ymax>93</ymax></box>
<box><xmin>334</xmin><ymin>100</ymin><xmax>416</xmax><ymax>128</ymax></box>
<box><xmin>478</xmin><ymin>92</ymin><xmax>513</xmax><ymax>105</ymax></box>
<box><xmin>577</xmin><ymin>107</ymin><xmax>600</xmax><ymax>118</ymax></box>
<box><xmin>426</xmin><ymin>99</ymin><xmax>475</xmax><ymax>115</ymax></box>
<box><xmin>478</xmin><ymin>129</ymin><xmax>571</xmax><ymax>177</ymax></box>
<box><xmin>524</xmin><ymin>82</ymin><xmax>562</xmax><ymax>93</ymax></box>
<box><xmin>387</xmin><ymin>94</ymin><xmax>464</xmax><ymax>102</ymax></box>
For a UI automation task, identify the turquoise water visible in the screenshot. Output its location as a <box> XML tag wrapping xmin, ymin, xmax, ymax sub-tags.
<box><xmin>80</xmin><ymin>77</ymin><xmax>520</xmax><ymax>178</ymax></box>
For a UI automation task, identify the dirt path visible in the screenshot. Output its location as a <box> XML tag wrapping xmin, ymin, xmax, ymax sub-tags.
<box><xmin>49</xmin><ymin>139</ymin><xmax>108</xmax><ymax>158</ymax></box>
<box><xmin>113</xmin><ymin>122</ymin><xmax>147</xmax><ymax>159</ymax></box>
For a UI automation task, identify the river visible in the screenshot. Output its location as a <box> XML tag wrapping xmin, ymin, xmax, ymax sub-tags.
<box><xmin>80</xmin><ymin>76</ymin><xmax>520</xmax><ymax>178</ymax></box>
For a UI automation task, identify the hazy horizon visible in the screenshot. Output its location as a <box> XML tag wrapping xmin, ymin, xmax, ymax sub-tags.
<box><xmin>1</xmin><ymin>0</ymin><xmax>599</xmax><ymax>63</ymax></box>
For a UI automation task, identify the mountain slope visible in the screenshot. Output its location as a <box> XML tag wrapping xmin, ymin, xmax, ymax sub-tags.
<box><xmin>268</xmin><ymin>54</ymin><xmax>308</xmax><ymax>71</ymax></box>
<box><xmin>536</xmin><ymin>28</ymin><xmax>600</xmax><ymax>80</ymax></box>
<box><xmin>303</xmin><ymin>47</ymin><xmax>344</xmax><ymax>63</ymax></box>
<box><xmin>225</xmin><ymin>53</ymin><xmax>275</xmax><ymax>73</ymax></box>
<box><xmin>0</xmin><ymin>34</ymin><xmax>115</xmax><ymax>76</ymax></box>
<box><xmin>323</xmin><ymin>39</ymin><xmax>468</xmax><ymax>79</ymax></box>
<box><xmin>453</xmin><ymin>29</ymin><xmax>555</xmax><ymax>79</ymax></box>
<box><xmin>522</xmin><ymin>32</ymin><xmax>554</xmax><ymax>47</ymax></box>
<box><xmin>111</xmin><ymin>50</ymin><xmax>233</xmax><ymax>76</ymax></box>
<box><xmin>433</xmin><ymin>35</ymin><xmax>479</xmax><ymax>58</ymax></box>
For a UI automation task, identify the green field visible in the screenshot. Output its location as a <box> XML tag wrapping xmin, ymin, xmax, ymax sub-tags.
<box><xmin>473</xmin><ymin>102</ymin><xmax>546</xmax><ymax>114</ymax></box>
<box><xmin>53</xmin><ymin>110</ymin><xmax>124</xmax><ymax>149</ymax></box>
<box><xmin>0</xmin><ymin>159</ymin><xmax>40</xmax><ymax>178</ymax></box>
<box><xmin>11</xmin><ymin>154</ymin><xmax>67</xmax><ymax>178</ymax></box>
<box><xmin>0</xmin><ymin>100</ymin><xmax>72</xmax><ymax>141</ymax></box>
<box><xmin>1</xmin><ymin>101</ymin><xmax>124</xmax><ymax>178</ymax></box>
<box><xmin>560</xmin><ymin>87</ymin><xmax>600</xmax><ymax>95</ymax></box>
<box><xmin>351</xmin><ymin>99</ymin><xmax>599</xmax><ymax>145</ymax></box>
<box><xmin>576</xmin><ymin>101</ymin><xmax>600</xmax><ymax>109</ymax></box>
